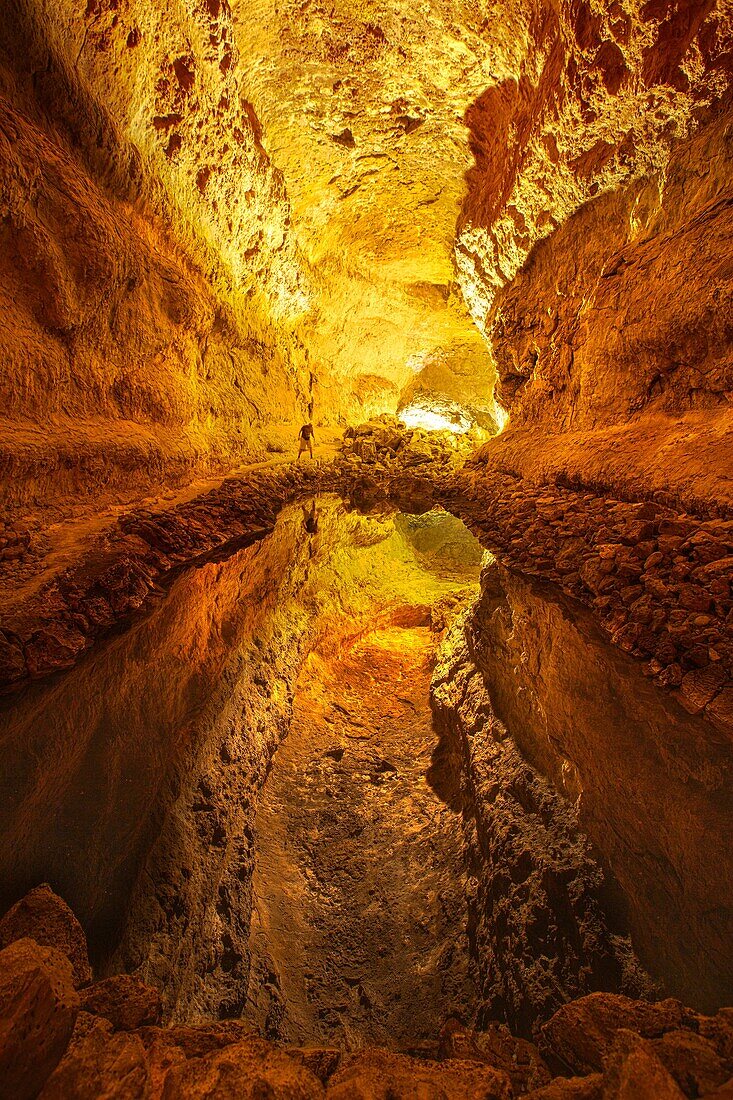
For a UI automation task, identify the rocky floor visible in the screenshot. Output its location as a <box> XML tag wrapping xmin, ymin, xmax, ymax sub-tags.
<box><xmin>3</xmin><ymin>885</ymin><xmax>733</xmax><ymax>1098</ymax></box>
<box><xmin>246</xmin><ymin>625</ymin><xmax>476</xmax><ymax>1047</ymax></box>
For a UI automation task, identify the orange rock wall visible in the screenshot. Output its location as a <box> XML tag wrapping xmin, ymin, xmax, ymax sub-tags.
<box><xmin>466</xmin><ymin>562</ymin><xmax>733</xmax><ymax>1014</ymax></box>
<box><xmin>0</xmin><ymin>1</ymin><xmax>312</xmax><ymax>516</ymax></box>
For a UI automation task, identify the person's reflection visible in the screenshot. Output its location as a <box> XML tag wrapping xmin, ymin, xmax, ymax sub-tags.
<box><xmin>303</xmin><ymin>500</ymin><xmax>318</xmax><ymax>535</ymax></box>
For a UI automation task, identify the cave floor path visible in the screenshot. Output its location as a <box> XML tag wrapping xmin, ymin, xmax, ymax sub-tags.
<box><xmin>246</xmin><ymin>625</ymin><xmax>477</xmax><ymax>1049</ymax></box>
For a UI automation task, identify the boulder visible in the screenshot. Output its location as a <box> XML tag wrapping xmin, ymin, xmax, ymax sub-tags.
<box><xmin>325</xmin><ymin>1047</ymin><xmax>512</xmax><ymax>1099</ymax></box>
<box><xmin>137</xmin><ymin>1020</ymin><xmax>260</xmax><ymax>1060</ymax></box>
<box><xmin>39</xmin><ymin>1016</ymin><xmax>150</xmax><ymax>1099</ymax></box>
<box><xmin>160</xmin><ymin>1036</ymin><xmax>325</xmax><ymax>1098</ymax></box>
<box><xmin>0</xmin><ymin>885</ymin><xmax>92</xmax><ymax>987</ymax></box>
<box><xmin>438</xmin><ymin>1019</ymin><xmax>552</xmax><ymax>1094</ymax></box>
<box><xmin>540</xmin><ymin>993</ymin><xmax>694</xmax><ymax>1073</ymax></box>
<box><xmin>650</xmin><ymin>1028</ymin><xmax>730</xmax><ymax>1096</ymax></box>
<box><xmin>80</xmin><ymin>973</ymin><xmax>162</xmax><ymax>1030</ymax></box>
<box><xmin>0</xmin><ymin>937</ymin><xmax>79</xmax><ymax>1100</ymax></box>
<box><xmin>522</xmin><ymin>1075</ymin><xmax>603</xmax><ymax>1099</ymax></box>
<box><xmin>602</xmin><ymin>1032</ymin><xmax>685</xmax><ymax>1099</ymax></box>
<box><xmin>285</xmin><ymin>1047</ymin><xmax>342</xmax><ymax>1083</ymax></box>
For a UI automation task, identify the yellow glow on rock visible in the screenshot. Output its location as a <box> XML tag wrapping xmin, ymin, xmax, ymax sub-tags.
<box><xmin>399</xmin><ymin>402</ymin><xmax>471</xmax><ymax>434</ymax></box>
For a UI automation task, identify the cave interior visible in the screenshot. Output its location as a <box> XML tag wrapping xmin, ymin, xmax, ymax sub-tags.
<box><xmin>1</xmin><ymin>1</ymin><xmax>733</xmax><ymax>1098</ymax></box>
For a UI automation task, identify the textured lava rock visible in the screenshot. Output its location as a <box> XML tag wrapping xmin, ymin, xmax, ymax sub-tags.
<box><xmin>80</xmin><ymin>974</ymin><xmax>162</xmax><ymax>1030</ymax></box>
<box><xmin>136</xmin><ymin>1021</ymin><xmax>260</xmax><ymax>1061</ymax></box>
<box><xmin>540</xmin><ymin>994</ymin><xmax>697</xmax><ymax>1074</ymax></box>
<box><xmin>523</xmin><ymin>1077</ymin><xmax>604</xmax><ymax>1100</ymax></box>
<box><xmin>0</xmin><ymin>884</ymin><xmax>92</xmax><ymax>987</ymax></box>
<box><xmin>325</xmin><ymin>1047</ymin><xmax>512</xmax><ymax>1100</ymax></box>
<box><xmin>39</xmin><ymin>1018</ymin><xmax>152</xmax><ymax>1100</ymax></box>
<box><xmin>602</xmin><ymin>1032</ymin><xmax>687</xmax><ymax>1100</ymax></box>
<box><xmin>438</xmin><ymin>1019</ymin><xmax>552</xmax><ymax>1094</ymax></box>
<box><xmin>159</xmin><ymin>1037</ymin><xmax>325</xmax><ymax>1099</ymax></box>
<box><xmin>0</xmin><ymin>938</ymin><xmax>79</xmax><ymax>1100</ymax></box>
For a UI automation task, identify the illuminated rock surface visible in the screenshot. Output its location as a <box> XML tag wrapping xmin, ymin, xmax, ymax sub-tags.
<box><xmin>1</xmin><ymin>0</ymin><xmax>733</xmax><ymax>1095</ymax></box>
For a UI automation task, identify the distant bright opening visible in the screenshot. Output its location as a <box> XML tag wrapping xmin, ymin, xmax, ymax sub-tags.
<box><xmin>399</xmin><ymin>401</ymin><xmax>472</xmax><ymax>434</ymax></box>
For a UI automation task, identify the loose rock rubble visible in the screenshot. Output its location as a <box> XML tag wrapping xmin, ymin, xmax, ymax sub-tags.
<box><xmin>340</xmin><ymin>414</ymin><xmax>473</xmax><ymax>473</ymax></box>
<box><xmin>0</xmin><ymin>523</ymin><xmax>33</xmax><ymax>564</ymax></box>
<box><xmin>1</xmin><ymin>886</ymin><xmax>733</xmax><ymax>1098</ymax></box>
<box><xmin>445</xmin><ymin>470</ymin><xmax>733</xmax><ymax>736</ymax></box>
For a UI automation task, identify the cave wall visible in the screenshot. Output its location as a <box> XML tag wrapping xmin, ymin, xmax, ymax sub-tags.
<box><xmin>458</xmin><ymin>560</ymin><xmax>733</xmax><ymax>1015</ymax></box>
<box><xmin>0</xmin><ymin>0</ymin><xmax>312</xmax><ymax>518</ymax></box>
<box><xmin>446</xmin><ymin>4</ymin><xmax>733</xmax><ymax>1020</ymax></box>
<box><xmin>431</xmin><ymin>607</ymin><xmax>655</xmax><ymax>1039</ymax></box>
<box><xmin>460</xmin><ymin>0</ymin><xmax>733</xmax><ymax>507</ymax></box>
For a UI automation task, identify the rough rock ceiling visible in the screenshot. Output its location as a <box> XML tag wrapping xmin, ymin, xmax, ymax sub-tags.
<box><xmin>231</xmin><ymin>0</ymin><xmax>508</xmax><ymax>419</ymax></box>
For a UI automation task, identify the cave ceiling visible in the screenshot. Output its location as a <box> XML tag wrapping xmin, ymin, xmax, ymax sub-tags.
<box><xmin>230</xmin><ymin>0</ymin><xmax>506</xmax><ymax>421</ymax></box>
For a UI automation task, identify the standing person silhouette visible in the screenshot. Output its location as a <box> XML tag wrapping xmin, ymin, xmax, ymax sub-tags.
<box><xmin>297</xmin><ymin>421</ymin><xmax>315</xmax><ymax>461</ymax></box>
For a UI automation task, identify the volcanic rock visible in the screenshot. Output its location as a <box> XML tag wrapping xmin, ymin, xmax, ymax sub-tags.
<box><xmin>0</xmin><ymin>885</ymin><xmax>92</xmax><ymax>988</ymax></box>
<box><xmin>79</xmin><ymin>974</ymin><xmax>162</xmax><ymax>1030</ymax></box>
<box><xmin>325</xmin><ymin>1047</ymin><xmax>512</xmax><ymax>1100</ymax></box>
<box><xmin>159</xmin><ymin>1036</ymin><xmax>325</xmax><ymax>1099</ymax></box>
<box><xmin>0</xmin><ymin>938</ymin><xmax>79</xmax><ymax>1100</ymax></box>
<box><xmin>540</xmin><ymin>993</ymin><xmax>696</xmax><ymax>1074</ymax></box>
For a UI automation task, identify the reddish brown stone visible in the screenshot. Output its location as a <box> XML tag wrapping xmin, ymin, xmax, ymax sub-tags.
<box><xmin>522</xmin><ymin>1075</ymin><xmax>603</xmax><ymax>1099</ymax></box>
<box><xmin>0</xmin><ymin>938</ymin><xmax>79</xmax><ymax>1100</ymax></box>
<box><xmin>160</xmin><ymin>1037</ymin><xmax>325</xmax><ymax>1098</ymax></box>
<box><xmin>39</xmin><ymin>1019</ymin><xmax>150</xmax><ymax>1099</ymax></box>
<box><xmin>651</xmin><ymin>1028</ymin><xmax>730</xmax><ymax>1096</ymax></box>
<box><xmin>603</xmin><ymin>1032</ymin><xmax>686</xmax><ymax>1099</ymax></box>
<box><xmin>326</xmin><ymin>1048</ymin><xmax>512</xmax><ymax>1099</ymax></box>
<box><xmin>137</xmin><ymin>1020</ymin><xmax>260</xmax><ymax>1059</ymax></box>
<box><xmin>540</xmin><ymin>993</ymin><xmax>694</xmax><ymax>1074</ymax></box>
<box><xmin>0</xmin><ymin>885</ymin><xmax>92</xmax><ymax>988</ymax></box>
<box><xmin>285</xmin><ymin>1047</ymin><xmax>342</xmax><ymax>1083</ymax></box>
<box><xmin>438</xmin><ymin>1019</ymin><xmax>552</xmax><ymax>1094</ymax></box>
<box><xmin>79</xmin><ymin>973</ymin><xmax>162</xmax><ymax>1030</ymax></box>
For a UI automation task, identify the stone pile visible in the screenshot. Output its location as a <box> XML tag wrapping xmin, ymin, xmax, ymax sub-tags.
<box><xmin>340</xmin><ymin>414</ymin><xmax>465</xmax><ymax>473</ymax></box>
<box><xmin>445</xmin><ymin>471</ymin><xmax>733</xmax><ymax>736</ymax></box>
<box><xmin>2</xmin><ymin>884</ymin><xmax>733</xmax><ymax>1098</ymax></box>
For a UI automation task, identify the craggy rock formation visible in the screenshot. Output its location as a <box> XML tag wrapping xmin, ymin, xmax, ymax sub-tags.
<box><xmin>2</xmin><ymin>0</ymin><xmax>733</xmax><ymax>1094</ymax></box>
<box><xmin>458</xmin><ymin>1</ymin><xmax>733</xmax><ymax>367</ymax></box>
<box><xmin>0</xmin><ymin>937</ymin><xmax>79</xmax><ymax>1099</ymax></box>
<box><xmin>437</xmin><ymin>559</ymin><xmax>733</xmax><ymax>1016</ymax></box>
<box><xmin>432</xmin><ymin>609</ymin><xmax>656</xmax><ymax>1038</ymax></box>
<box><xmin>0</xmin><ymin>883</ymin><xmax>92</xmax><ymax>988</ymax></box>
<box><xmin>2</xmin><ymin>891</ymin><xmax>733</xmax><ymax>1098</ymax></box>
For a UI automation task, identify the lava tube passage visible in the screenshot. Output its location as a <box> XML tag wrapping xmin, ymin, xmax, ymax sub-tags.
<box><xmin>1</xmin><ymin>2</ymin><xmax>733</xmax><ymax>1095</ymax></box>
